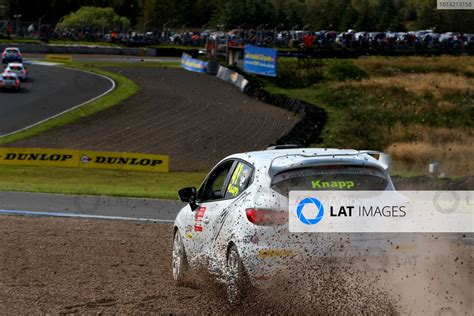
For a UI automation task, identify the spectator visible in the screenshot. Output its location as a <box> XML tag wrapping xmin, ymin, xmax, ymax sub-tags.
<box><xmin>6</xmin><ymin>22</ymin><xmax>13</xmax><ymax>38</ymax></box>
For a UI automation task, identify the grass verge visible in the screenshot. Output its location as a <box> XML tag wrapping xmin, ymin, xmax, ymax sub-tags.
<box><xmin>72</xmin><ymin>60</ymin><xmax>181</xmax><ymax>68</ymax></box>
<box><xmin>263</xmin><ymin>56</ymin><xmax>474</xmax><ymax>176</ymax></box>
<box><xmin>0</xmin><ymin>165</ymin><xmax>206</xmax><ymax>199</ymax></box>
<box><xmin>0</xmin><ymin>62</ymin><xmax>140</xmax><ymax>145</ymax></box>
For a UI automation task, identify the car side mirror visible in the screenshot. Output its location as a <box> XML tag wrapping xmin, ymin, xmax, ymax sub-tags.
<box><xmin>178</xmin><ymin>187</ymin><xmax>198</xmax><ymax>210</ymax></box>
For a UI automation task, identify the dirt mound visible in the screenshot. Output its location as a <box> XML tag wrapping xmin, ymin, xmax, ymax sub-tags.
<box><xmin>8</xmin><ymin>67</ymin><xmax>298</xmax><ymax>171</ymax></box>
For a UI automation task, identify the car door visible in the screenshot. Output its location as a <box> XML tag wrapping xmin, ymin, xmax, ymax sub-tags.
<box><xmin>185</xmin><ymin>160</ymin><xmax>236</xmax><ymax>262</ymax></box>
<box><xmin>195</xmin><ymin>161</ymin><xmax>255</xmax><ymax>271</ymax></box>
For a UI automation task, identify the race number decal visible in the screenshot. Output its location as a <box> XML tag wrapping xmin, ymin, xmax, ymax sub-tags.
<box><xmin>196</xmin><ymin>207</ymin><xmax>206</xmax><ymax>220</ymax></box>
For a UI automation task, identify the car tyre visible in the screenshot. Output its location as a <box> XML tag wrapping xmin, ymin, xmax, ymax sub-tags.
<box><xmin>172</xmin><ymin>230</ymin><xmax>190</xmax><ymax>286</ymax></box>
<box><xmin>226</xmin><ymin>244</ymin><xmax>250</xmax><ymax>305</ymax></box>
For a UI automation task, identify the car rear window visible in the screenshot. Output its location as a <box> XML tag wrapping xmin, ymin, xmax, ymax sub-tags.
<box><xmin>6</xmin><ymin>49</ymin><xmax>18</xmax><ymax>54</ymax></box>
<box><xmin>2</xmin><ymin>76</ymin><xmax>16</xmax><ymax>80</ymax></box>
<box><xmin>272</xmin><ymin>165</ymin><xmax>389</xmax><ymax>195</ymax></box>
<box><xmin>11</xmin><ymin>66</ymin><xmax>22</xmax><ymax>70</ymax></box>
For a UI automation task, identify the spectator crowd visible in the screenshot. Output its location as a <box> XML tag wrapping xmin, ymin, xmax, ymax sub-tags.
<box><xmin>2</xmin><ymin>20</ymin><xmax>473</xmax><ymax>50</ymax></box>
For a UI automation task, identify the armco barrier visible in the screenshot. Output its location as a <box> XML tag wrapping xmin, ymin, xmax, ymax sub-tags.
<box><xmin>0</xmin><ymin>148</ymin><xmax>169</xmax><ymax>172</ymax></box>
<box><xmin>180</xmin><ymin>53</ymin><xmax>208</xmax><ymax>73</ymax></box>
<box><xmin>216</xmin><ymin>66</ymin><xmax>249</xmax><ymax>92</ymax></box>
<box><xmin>0</xmin><ymin>44</ymin><xmax>156</xmax><ymax>56</ymax></box>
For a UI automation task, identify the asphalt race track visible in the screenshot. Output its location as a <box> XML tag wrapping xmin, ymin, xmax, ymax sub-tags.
<box><xmin>24</xmin><ymin>53</ymin><xmax>180</xmax><ymax>63</ymax></box>
<box><xmin>0</xmin><ymin>191</ymin><xmax>183</xmax><ymax>221</ymax></box>
<box><xmin>0</xmin><ymin>64</ymin><xmax>113</xmax><ymax>136</ymax></box>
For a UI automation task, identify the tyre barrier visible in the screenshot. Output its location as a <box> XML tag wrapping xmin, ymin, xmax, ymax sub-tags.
<box><xmin>155</xmin><ymin>47</ymin><xmax>199</xmax><ymax>58</ymax></box>
<box><xmin>211</xmin><ymin>65</ymin><xmax>327</xmax><ymax>146</ymax></box>
<box><xmin>243</xmin><ymin>75</ymin><xmax>327</xmax><ymax>147</ymax></box>
<box><xmin>206</xmin><ymin>60</ymin><xmax>220</xmax><ymax>75</ymax></box>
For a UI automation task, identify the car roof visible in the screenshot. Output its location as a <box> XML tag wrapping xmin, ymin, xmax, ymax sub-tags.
<box><xmin>5</xmin><ymin>47</ymin><xmax>20</xmax><ymax>51</ymax></box>
<box><xmin>7</xmin><ymin>63</ymin><xmax>23</xmax><ymax>67</ymax></box>
<box><xmin>224</xmin><ymin>148</ymin><xmax>391</xmax><ymax>175</ymax></box>
<box><xmin>229</xmin><ymin>148</ymin><xmax>365</xmax><ymax>162</ymax></box>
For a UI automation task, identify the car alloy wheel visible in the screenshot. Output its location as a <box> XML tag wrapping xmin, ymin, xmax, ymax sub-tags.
<box><xmin>172</xmin><ymin>231</ymin><xmax>187</xmax><ymax>284</ymax></box>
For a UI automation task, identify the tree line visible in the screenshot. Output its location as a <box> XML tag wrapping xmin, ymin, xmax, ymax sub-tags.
<box><xmin>4</xmin><ymin>0</ymin><xmax>473</xmax><ymax>33</ymax></box>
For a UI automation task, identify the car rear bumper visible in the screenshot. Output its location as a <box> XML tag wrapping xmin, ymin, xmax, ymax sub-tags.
<box><xmin>0</xmin><ymin>85</ymin><xmax>20</xmax><ymax>90</ymax></box>
<box><xmin>238</xmin><ymin>233</ymin><xmax>420</xmax><ymax>286</ymax></box>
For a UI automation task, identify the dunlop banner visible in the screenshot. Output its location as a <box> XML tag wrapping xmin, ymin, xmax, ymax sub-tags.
<box><xmin>180</xmin><ymin>53</ymin><xmax>208</xmax><ymax>73</ymax></box>
<box><xmin>79</xmin><ymin>150</ymin><xmax>168</xmax><ymax>172</ymax></box>
<box><xmin>0</xmin><ymin>147</ymin><xmax>77</xmax><ymax>167</ymax></box>
<box><xmin>45</xmin><ymin>54</ymin><xmax>73</xmax><ymax>62</ymax></box>
<box><xmin>0</xmin><ymin>148</ymin><xmax>169</xmax><ymax>172</ymax></box>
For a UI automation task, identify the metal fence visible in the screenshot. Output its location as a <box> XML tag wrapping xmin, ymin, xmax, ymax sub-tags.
<box><xmin>0</xmin><ymin>20</ymin><xmax>50</xmax><ymax>37</ymax></box>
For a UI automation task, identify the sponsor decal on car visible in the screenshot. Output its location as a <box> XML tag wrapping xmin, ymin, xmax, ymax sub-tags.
<box><xmin>227</xmin><ymin>163</ymin><xmax>245</xmax><ymax>197</ymax></box>
<box><xmin>185</xmin><ymin>225</ymin><xmax>193</xmax><ymax>239</ymax></box>
<box><xmin>194</xmin><ymin>207</ymin><xmax>206</xmax><ymax>232</ymax></box>
<box><xmin>257</xmin><ymin>249</ymin><xmax>296</xmax><ymax>259</ymax></box>
<box><xmin>311</xmin><ymin>180</ymin><xmax>355</xmax><ymax>189</ymax></box>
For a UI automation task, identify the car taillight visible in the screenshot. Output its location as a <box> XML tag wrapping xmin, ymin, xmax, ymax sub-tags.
<box><xmin>246</xmin><ymin>208</ymin><xmax>288</xmax><ymax>226</ymax></box>
<box><xmin>6</xmin><ymin>70</ymin><xmax>10</xmax><ymax>73</ymax></box>
<box><xmin>2</xmin><ymin>52</ymin><xmax>6</xmax><ymax>57</ymax></box>
<box><xmin>15</xmin><ymin>79</ymin><xmax>20</xmax><ymax>85</ymax></box>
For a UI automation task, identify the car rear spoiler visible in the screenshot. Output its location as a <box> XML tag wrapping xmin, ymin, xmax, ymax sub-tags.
<box><xmin>268</xmin><ymin>150</ymin><xmax>392</xmax><ymax>178</ymax></box>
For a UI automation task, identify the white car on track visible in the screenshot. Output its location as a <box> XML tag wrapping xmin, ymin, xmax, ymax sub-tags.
<box><xmin>2</xmin><ymin>47</ymin><xmax>23</xmax><ymax>64</ymax></box>
<box><xmin>5</xmin><ymin>63</ymin><xmax>27</xmax><ymax>81</ymax></box>
<box><xmin>0</xmin><ymin>72</ymin><xmax>21</xmax><ymax>91</ymax></box>
<box><xmin>172</xmin><ymin>146</ymin><xmax>400</xmax><ymax>304</ymax></box>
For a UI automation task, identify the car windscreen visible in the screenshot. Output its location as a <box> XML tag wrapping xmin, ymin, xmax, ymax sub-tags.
<box><xmin>271</xmin><ymin>165</ymin><xmax>389</xmax><ymax>195</ymax></box>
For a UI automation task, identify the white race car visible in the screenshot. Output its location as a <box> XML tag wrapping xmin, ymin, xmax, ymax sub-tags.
<box><xmin>5</xmin><ymin>63</ymin><xmax>27</xmax><ymax>81</ymax></box>
<box><xmin>0</xmin><ymin>72</ymin><xmax>21</xmax><ymax>91</ymax></box>
<box><xmin>173</xmin><ymin>146</ymin><xmax>405</xmax><ymax>304</ymax></box>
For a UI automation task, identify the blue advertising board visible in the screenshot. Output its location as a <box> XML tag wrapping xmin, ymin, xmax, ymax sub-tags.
<box><xmin>180</xmin><ymin>53</ymin><xmax>208</xmax><ymax>73</ymax></box>
<box><xmin>243</xmin><ymin>45</ymin><xmax>278</xmax><ymax>77</ymax></box>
